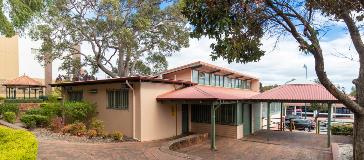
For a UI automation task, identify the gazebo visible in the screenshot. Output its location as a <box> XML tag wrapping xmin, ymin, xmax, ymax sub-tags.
<box><xmin>2</xmin><ymin>75</ymin><xmax>45</xmax><ymax>99</ymax></box>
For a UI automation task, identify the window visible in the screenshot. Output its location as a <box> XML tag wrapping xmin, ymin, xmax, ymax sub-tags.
<box><xmin>246</xmin><ymin>80</ymin><xmax>251</xmax><ymax>89</ymax></box>
<box><xmin>191</xmin><ymin>104</ymin><xmax>239</xmax><ymax>125</ymax></box>
<box><xmin>68</xmin><ymin>91</ymin><xmax>83</xmax><ymax>101</ymax></box>
<box><xmin>210</xmin><ymin>74</ymin><xmax>216</xmax><ymax>86</ymax></box>
<box><xmin>205</xmin><ymin>73</ymin><xmax>210</xmax><ymax>85</ymax></box>
<box><xmin>192</xmin><ymin>70</ymin><xmax>199</xmax><ymax>83</ymax></box>
<box><xmin>107</xmin><ymin>89</ymin><xmax>129</xmax><ymax>109</ymax></box>
<box><xmin>198</xmin><ymin>72</ymin><xmax>205</xmax><ymax>85</ymax></box>
<box><xmin>215</xmin><ymin>75</ymin><xmax>220</xmax><ymax>86</ymax></box>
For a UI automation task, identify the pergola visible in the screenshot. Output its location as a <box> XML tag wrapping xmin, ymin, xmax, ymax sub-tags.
<box><xmin>249</xmin><ymin>83</ymin><xmax>350</xmax><ymax>147</ymax></box>
<box><xmin>2</xmin><ymin>75</ymin><xmax>45</xmax><ymax>99</ymax></box>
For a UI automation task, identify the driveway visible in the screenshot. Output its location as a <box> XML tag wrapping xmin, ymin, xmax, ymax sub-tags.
<box><xmin>177</xmin><ymin>130</ymin><xmax>352</xmax><ymax>160</ymax></box>
<box><xmin>37</xmin><ymin>130</ymin><xmax>352</xmax><ymax>160</ymax></box>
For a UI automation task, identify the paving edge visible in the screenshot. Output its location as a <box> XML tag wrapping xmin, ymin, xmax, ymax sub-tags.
<box><xmin>0</xmin><ymin>119</ymin><xmax>25</xmax><ymax>130</ymax></box>
<box><xmin>159</xmin><ymin>133</ymin><xmax>208</xmax><ymax>160</ymax></box>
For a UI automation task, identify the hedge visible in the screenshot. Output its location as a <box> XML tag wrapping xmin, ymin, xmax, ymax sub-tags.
<box><xmin>4</xmin><ymin>112</ymin><xmax>16</xmax><ymax>123</ymax></box>
<box><xmin>20</xmin><ymin>114</ymin><xmax>49</xmax><ymax>128</ymax></box>
<box><xmin>331</xmin><ymin>124</ymin><xmax>353</xmax><ymax>136</ymax></box>
<box><xmin>4</xmin><ymin>99</ymin><xmax>43</xmax><ymax>103</ymax></box>
<box><xmin>0</xmin><ymin>126</ymin><xmax>38</xmax><ymax>160</ymax></box>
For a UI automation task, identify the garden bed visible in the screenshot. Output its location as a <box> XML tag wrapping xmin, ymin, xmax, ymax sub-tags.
<box><xmin>32</xmin><ymin>128</ymin><xmax>135</xmax><ymax>143</ymax></box>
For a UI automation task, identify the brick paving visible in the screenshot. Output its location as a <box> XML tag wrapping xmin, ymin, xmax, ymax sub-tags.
<box><xmin>37</xmin><ymin>130</ymin><xmax>352</xmax><ymax>160</ymax></box>
<box><xmin>177</xmin><ymin>130</ymin><xmax>352</xmax><ymax>160</ymax></box>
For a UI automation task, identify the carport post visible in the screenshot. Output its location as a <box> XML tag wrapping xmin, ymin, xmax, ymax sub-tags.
<box><xmin>280</xmin><ymin>102</ymin><xmax>283</xmax><ymax>131</ymax></box>
<box><xmin>211</xmin><ymin>103</ymin><xmax>216</xmax><ymax>150</ymax></box>
<box><xmin>327</xmin><ymin>103</ymin><xmax>332</xmax><ymax>147</ymax></box>
<box><xmin>267</xmin><ymin>102</ymin><xmax>271</xmax><ymax>130</ymax></box>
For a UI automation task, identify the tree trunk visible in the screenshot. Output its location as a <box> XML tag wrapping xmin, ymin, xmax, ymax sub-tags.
<box><xmin>354</xmin><ymin>113</ymin><xmax>364</xmax><ymax>160</ymax></box>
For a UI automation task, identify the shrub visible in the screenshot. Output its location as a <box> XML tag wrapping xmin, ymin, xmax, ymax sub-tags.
<box><xmin>4</xmin><ymin>99</ymin><xmax>43</xmax><ymax>103</ymax></box>
<box><xmin>109</xmin><ymin>131</ymin><xmax>123</xmax><ymax>141</ymax></box>
<box><xmin>89</xmin><ymin>119</ymin><xmax>104</xmax><ymax>136</ymax></box>
<box><xmin>64</xmin><ymin>101</ymin><xmax>97</xmax><ymax>124</ymax></box>
<box><xmin>0</xmin><ymin>103</ymin><xmax>19</xmax><ymax>115</ymax></box>
<box><xmin>0</xmin><ymin>96</ymin><xmax>5</xmax><ymax>101</ymax></box>
<box><xmin>20</xmin><ymin>114</ymin><xmax>49</xmax><ymax>128</ymax></box>
<box><xmin>61</xmin><ymin>122</ymin><xmax>87</xmax><ymax>136</ymax></box>
<box><xmin>47</xmin><ymin>90</ymin><xmax>62</xmax><ymax>103</ymax></box>
<box><xmin>4</xmin><ymin>112</ymin><xmax>16</xmax><ymax>123</ymax></box>
<box><xmin>87</xmin><ymin>129</ymin><xmax>97</xmax><ymax>139</ymax></box>
<box><xmin>332</xmin><ymin>124</ymin><xmax>353</xmax><ymax>136</ymax></box>
<box><xmin>50</xmin><ymin>117</ymin><xmax>64</xmax><ymax>132</ymax></box>
<box><xmin>39</xmin><ymin>103</ymin><xmax>62</xmax><ymax>118</ymax></box>
<box><xmin>0</xmin><ymin>126</ymin><xmax>38</xmax><ymax>160</ymax></box>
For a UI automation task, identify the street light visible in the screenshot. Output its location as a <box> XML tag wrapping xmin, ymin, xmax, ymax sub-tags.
<box><xmin>303</xmin><ymin>64</ymin><xmax>308</xmax><ymax>119</ymax></box>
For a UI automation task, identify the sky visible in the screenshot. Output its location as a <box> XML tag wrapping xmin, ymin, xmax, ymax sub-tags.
<box><xmin>17</xmin><ymin>16</ymin><xmax>359</xmax><ymax>93</ymax></box>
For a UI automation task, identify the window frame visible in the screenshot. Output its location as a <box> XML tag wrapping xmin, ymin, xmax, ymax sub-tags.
<box><xmin>107</xmin><ymin>88</ymin><xmax>129</xmax><ymax>110</ymax></box>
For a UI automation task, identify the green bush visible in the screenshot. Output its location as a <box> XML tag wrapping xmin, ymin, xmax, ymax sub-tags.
<box><xmin>4</xmin><ymin>99</ymin><xmax>43</xmax><ymax>103</ymax></box>
<box><xmin>47</xmin><ymin>90</ymin><xmax>62</xmax><ymax>103</ymax></box>
<box><xmin>4</xmin><ymin>112</ymin><xmax>16</xmax><ymax>123</ymax></box>
<box><xmin>332</xmin><ymin>124</ymin><xmax>353</xmax><ymax>136</ymax></box>
<box><xmin>0</xmin><ymin>103</ymin><xmax>19</xmax><ymax>115</ymax></box>
<box><xmin>61</xmin><ymin>122</ymin><xmax>87</xmax><ymax>136</ymax></box>
<box><xmin>25</xmin><ymin>103</ymin><xmax>62</xmax><ymax>118</ymax></box>
<box><xmin>0</xmin><ymin>96</ymin><xmax>5</xmax><ymax>101</ymax></box>
<box><xmin>0</xmin><ymin>126</ymin><xmax>38</xmax><ymax>160</ymax></box>
<box><xmin>109</xmin><ymin>131</ymin><xmax>123</xmax><ymax>141</ymax></box>
<box><xmin>89</xmin><ymin>119</ymin><xmax>104</xmax><ymax>136</ymax></box>
<box><xmin>64</xmin><ymin>101</ymin><xmax>97</xmax><ymax>124</ymax></box>
<box><xmin>20</xmin><ymin>114</ymin><xmax>49</xmax><ymax>128</ymax></box>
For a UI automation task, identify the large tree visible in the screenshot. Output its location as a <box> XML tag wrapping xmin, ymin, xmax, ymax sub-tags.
<box><xmin>30</xmin><ymin>0</ymin><xmax>189</xmax><ymax>77</ymax></box>
<box><xmin>0</xmin><ymin>0</ymin><xmax>45</xmax><ymax>37</ymax></box>
<box><xmin>182</xmin><ymin>0</ymin><xmax>364</xmax><ymax>159</ymax></box>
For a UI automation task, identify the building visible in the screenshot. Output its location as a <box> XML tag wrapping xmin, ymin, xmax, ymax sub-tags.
<box><xmin>0</xmin><ymin>36</ymin><xmax>19</xmax><ymax>97</ymax></box>
<box><xmin>51</xmin><ymin>61</ymin><xmax>266</xmax><ymax>141</ymax></box>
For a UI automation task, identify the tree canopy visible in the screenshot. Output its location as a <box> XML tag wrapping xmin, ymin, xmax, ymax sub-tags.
<box><xmin>0</xmin><ymin>0</ymin><xmax>45</xmax><ymax>37</ymax></box>
<box><xmin>30</xmin><ymin>0</ymin><xmax>189</xmax><ymax>78</ymax></box>
<box><xmin>182</xmin><ymin>0</ymin><xmax>364</xmax><ymax>159</ymax></box>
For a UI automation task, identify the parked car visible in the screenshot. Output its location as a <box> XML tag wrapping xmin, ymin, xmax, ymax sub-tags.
<box><xmin>292</xmin><ymin>119</ymin><xmax>315</xmax><ymax>131</ymax></box>
<box><xmin>284</xmin><ymin>115</ymin><xmax>301</xmax><ymax>128</ymax></box>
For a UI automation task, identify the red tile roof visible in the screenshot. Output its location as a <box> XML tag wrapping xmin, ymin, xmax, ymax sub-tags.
<box><xmin>250</xmin><ymin>84</ymin><xmax>342</xmax><ymax>103</ymax></box>
<box><xmin>2</xmin><ymin>75</ymin><xmax>44</xmax><ymax>87</ymax></box>
<box><xmin>50</xmin><ymin>76</ymin><xmax>196</xmax><ymax>87</ymax></box>
<box><xmin>157</xmin><ymin>85</ymin><xmax>259</xmax><ymax>101</ymax></box>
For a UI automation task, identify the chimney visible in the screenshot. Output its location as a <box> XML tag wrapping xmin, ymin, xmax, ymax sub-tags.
<box><xmin>44</xmin><ymin>53</ymin><xmax>52</xmax><ymax>95</ymax></box>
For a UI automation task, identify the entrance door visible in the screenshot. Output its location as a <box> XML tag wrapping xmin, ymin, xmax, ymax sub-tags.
<box><xmin>182</xmin><ymin>104</ymin><xmax>189</xmax><ymax>134</ymax></box>
<box><xmin>243</xmin><ymin>104</ymin><xmax>252</xmax><ymax>136</ymax></box>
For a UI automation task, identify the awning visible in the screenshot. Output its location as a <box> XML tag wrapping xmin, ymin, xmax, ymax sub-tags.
<box><xmin>157</xmin><ymin>85</ymin><xmax>259</xmax><ymax>101</ymax></box>
<box><xmin>249</xmin><ymin>84</ymin><xmax>349</xmax><ymax>103</ymax></box>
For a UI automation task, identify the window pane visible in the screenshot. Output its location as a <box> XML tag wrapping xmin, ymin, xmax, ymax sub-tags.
<box><xmin>192</xmin><ymin>70</ymin><xmax>199</xmax><ymax>83</ymax></box>
<box><xmin>211</xmin><ymin>74</ymin><xmax>216</xmax><ymax>86</ymax></box>
<box><xmin>205</xmin><ymin>73</ymin><xmax>210</xmax><ymax>85</ymax></box>
<box><xmin>246</xmin><ymin>80</ymin><xmax>251</xmax><ymax>89</ymax></box>
<box><xmin>198</xmin><ymin>72</ymin><xmax>205</xmax><ymax>85</ymax></box>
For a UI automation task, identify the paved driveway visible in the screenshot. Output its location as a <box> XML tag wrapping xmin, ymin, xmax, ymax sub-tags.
<box><xmin>177</xmin><ymin>130</ymin><xmax>352</xmax><ymax>160</ymax></box>
<box><xmin>37</xmin><ymin>130</ymin><xmax>352</xmax><ymax>160</ymax></box>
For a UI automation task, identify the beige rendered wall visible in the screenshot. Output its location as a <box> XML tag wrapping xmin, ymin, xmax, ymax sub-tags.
<box><xmin>62</xmin><ymin>83</ymin><xmax>134</xmax><ymax>137</ymax></box>
<box><xmin>163</xmin><ymin>69</ymin><xmax>192</xmax><ymax>81</ymax></box>
<box><xmin>191</xmin><ymin>122</ymin><xmax>243</xmax><ymax>139</ymax></box>
<box><xmin>139</xmin><ymin>82</ymin><xmax>182</xmax><ymax>141</ymax></box>
<box><xmin>251</xmin><ymin>79</ymin><xmax>260</xmax><ymax>92</ymax></box>
<box><xmin>0</xmin><ymin>35</ymin><xmax>19</xmax><ymax>80</ymax></box>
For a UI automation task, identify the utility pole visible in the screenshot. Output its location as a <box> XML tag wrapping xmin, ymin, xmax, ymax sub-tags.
<box><xmin>303</xmin><ymin>64</ymin><xmax>308</xmax><ymax>119</ymax></box>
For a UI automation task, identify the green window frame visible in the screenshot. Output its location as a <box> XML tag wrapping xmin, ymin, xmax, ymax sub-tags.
<box><xmin>68</xmin><ymin>91</ymin><xmax>83</xmax><ymax>101</ymax></box>
<box><xmin>198</xmin><ymin>72</ymin><xmax>205</xmax><ymax>85</ymax></box>
<box><xmin>192</xmin><ymin>70</ymin><xmax>199</xmax><ymax>83</ymax></box>
<box><xmin>107</xmin><ymin>89</ymin><xmax>129</xmax><ymax>109</ymax></box>
<box><xmin>211</xmin><ymin>74</ymin><xmax>216</xmax><ymax>86</ymax></box>
<box><xmin>191</xmin><ymin>104</ymin><xmax>239</xmax><ymax>125</ymax></box>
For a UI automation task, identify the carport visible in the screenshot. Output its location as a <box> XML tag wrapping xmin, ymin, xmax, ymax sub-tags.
<box><xmin>249</xmin><ymin>83</ymin><xmax>346</xmax><ymax>147</ymax></box>
<box><xmin>157</xmin><ymin>85</ymin><xmax>260</xmax><ymax>150</ymax></box>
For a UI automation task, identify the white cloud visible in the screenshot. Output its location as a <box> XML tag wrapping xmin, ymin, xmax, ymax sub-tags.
<box><xmin>18</xmin><ymin>32</ymin><xmax>358</xmax><ymax>93</ymax></box>
<box><xmin>167</xmin><ymin>35</ymin><xmax>359</xmax><ymax>92</ymax></box>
